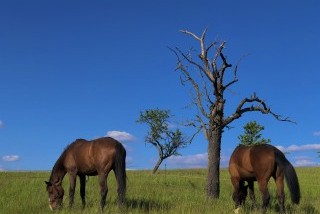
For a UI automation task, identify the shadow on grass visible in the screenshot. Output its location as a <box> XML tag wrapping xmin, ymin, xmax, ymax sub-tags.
<box><xmin>188</xmin><ymin>180</ymin><xmax>196</xmax><ymax>190</ymax></box>
<box><xmin>125</xmin><ymin>198</ymin><xmax>171</xmax><ymax>212</ymax></box>
<box><xmin>240</xmin><ymin>203</ymin><xmax>319</xmax><ymax>214</ymax></box>
<box><xmin>299</xmin><ymin>204</ymin><xmax>319</xmax><ymax>214</ymax></box>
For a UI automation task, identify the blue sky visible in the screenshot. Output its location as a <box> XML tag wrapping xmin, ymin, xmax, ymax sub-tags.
<box><xmin>1</xmin><ymin>0</ymin><xmax>320</xmax><ymax>171</ymax></box>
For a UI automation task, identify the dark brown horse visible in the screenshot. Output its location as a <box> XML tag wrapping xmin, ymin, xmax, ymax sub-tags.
<box><xmin>45</xmin><ymin>137</ymin><xmax>126</xmax><ymax>211</ymax></box>
<box><xmin>229</xmin><ymin>144</ymin><xmax>300</xmax><ymax>213</ymax></box>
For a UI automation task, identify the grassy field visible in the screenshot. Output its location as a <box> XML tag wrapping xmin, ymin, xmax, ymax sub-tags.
<box><xmin>0</xmin><ymin>167</ymin><xmax>319</xmax><ymax>213</ymax></box>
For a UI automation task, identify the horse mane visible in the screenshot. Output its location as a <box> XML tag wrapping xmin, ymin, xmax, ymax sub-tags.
<box><xmin>49</xmin><ymin>138</ymin><xmax>90</xmax><ymax>181</ymax></box>
<box><xmin>237</xmin><ymin>143</ymin><xmax>272</xmax><ymax>148</ymax></box>
<box><xmin>75</xmin><ymin>138</ymin><xmax>87</xmax><ymax>142</ymax></box>
<box><xmin>49</xmin><ymin>142</ymin><xmax>75</xmax><ymax>182</ymax></box>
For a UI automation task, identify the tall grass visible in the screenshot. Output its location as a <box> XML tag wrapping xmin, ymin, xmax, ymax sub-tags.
<box><xmin>0</xmin><ymin>168</ymin><xmax>319</xmax><ymax>213</ymax></box>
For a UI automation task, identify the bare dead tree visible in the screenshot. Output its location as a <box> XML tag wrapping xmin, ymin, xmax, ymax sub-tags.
<box><xmin>171</xmin><ymin>28</ymin><xmax>294</xmax><ymax>199</ymax></box>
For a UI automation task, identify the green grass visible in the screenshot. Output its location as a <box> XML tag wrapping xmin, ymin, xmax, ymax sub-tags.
<box><xmin>0</xmin><ymin>168</ymin><xmax>319</xmax><ymax>213</ymax></box>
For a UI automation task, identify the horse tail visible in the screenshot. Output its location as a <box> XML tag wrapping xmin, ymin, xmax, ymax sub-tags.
<box><xmin>113</xmin><ymin>142</ymin><xmax>127</xmax><ymax>205</ymax></box>
<box><xmin>274</xmin><ymin>148</ymin><xmax>300</xmax><ymax>204</ymax></box>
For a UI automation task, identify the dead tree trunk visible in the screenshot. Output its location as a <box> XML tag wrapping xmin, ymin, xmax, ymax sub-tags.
<box><xmin>207</xmin><ymin>126</ymin><xmax>222</xmax><ymax>198</ymax></box>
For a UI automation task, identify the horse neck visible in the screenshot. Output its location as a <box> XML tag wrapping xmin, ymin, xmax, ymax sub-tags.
<box><xmin>49</xmin><ymin>156</ymin><xmax>67</xmax><ymax>183</ymax></box>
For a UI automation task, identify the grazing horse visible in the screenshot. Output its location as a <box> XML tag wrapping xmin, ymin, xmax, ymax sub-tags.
<box><xmin>45</xmin><ymin>137</ymin><xmax>126</xmax><ymax>211</ymax></box>
<box><xmin>229</xmin><ymin>144</ymin><xmax>300</xmax><ymax>213</ymax></box>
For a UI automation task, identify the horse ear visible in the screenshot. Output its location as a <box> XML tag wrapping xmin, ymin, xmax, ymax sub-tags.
<box><xmin>45</xmin><ymin>181</ymin><xmax>52</xmax><ymax>186</ymax></box>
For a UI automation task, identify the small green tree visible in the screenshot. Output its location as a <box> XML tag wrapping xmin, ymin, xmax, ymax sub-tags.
<box><xmin>137</xmin><ymin>109</ymin><xmax>189</xmax><ymax>174</ymax></box>
<box><xmin>238</xmin><ymin>121</ymin><xmax>271</xmax><ymax>146</ymax></box>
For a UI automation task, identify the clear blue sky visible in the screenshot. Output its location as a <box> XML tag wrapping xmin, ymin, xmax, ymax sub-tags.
<box><xmin>1</xmin><ymin>0</ymin><xmax>320</xmax><ymax>171</ymax></box>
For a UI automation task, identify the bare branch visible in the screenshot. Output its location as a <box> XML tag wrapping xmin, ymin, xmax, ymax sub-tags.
<box><xmin>234</xmin><ymin>53</ymin><xmax>249</xmax><ymax>78</ymax></box>
<box><xmin>222</xmin><ymin>53</ymin><xmax>249</xmax><ymax>91</ymax></box>
<box><xmin>223</xmin><ymin>79</ymin><xmax>238</xmax><ymax>91</ymax></box>
<box><xmin>199</xmin><ymin>69</ymin><xmax>214</xmax><ymax>105</ymax></box>
<box><xmin>223</xmin><ymin>93</ymin><xmax>296</xmax><ymax>126</ymax></box>
<box><xmin>218</xmin><ymin>51</ymin><xmax>232</xmax><ymax>87</ymax></box>
<box><xmin>191</xmin><ymin>83</ymin><xmax>210</xmax><ymax>119</ymax></box>
<box><xmin>199</xmin><ymin>28</ymin><xmax>208</xmax><ymax>60</ymax></box>
<box><xmin>219</xmin><ymin>52</ymin><xmax>232</xmax><ymax>68</ymax></box>
<box><xmin>206</xmin><ymin>41</ymin><xmax>217</xmax><ymax>54</ymax></box>
<box><xmin>182</xmin><ymin>112</ymin><xmax>209</xmax><ymax>141</ymax></box>
<box><xmin>179</xmin><ymin>30</ymin><xmax>216</xmax><ymax>83</ymax></box>
<box><xmin>195</xmin><ymin>115</ymin><xmax>209</xmax><ymax>140</ymax></box>
<box><xmin>173</xmin><ymin>47</ymin><xmax>211</xmax><ymax>80</ymax></box>
<box><xmin>174</xmin><ymin>57</ymin><xmax>210</xmax><ymax>119</ymax></box>
<box><xmin>212</xmin><ymin>42</ymin><xmax>226</xmax><ymax>68</ymax></box>
<box><xmin>210</xmin><ymin>41</ymin><xmax>226</xmax><ymax>88</ymax></box>
<box><xmin>180</xmin><ymin>29</ymin><xmax>201</xmax><ymax>41</ymax></box>
<box><xmin>189</xmin><ymin>125</ymin><xmax>204</xmax><ymax>143</ymax></box>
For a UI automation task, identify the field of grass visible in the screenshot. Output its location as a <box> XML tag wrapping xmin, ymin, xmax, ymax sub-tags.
<box><xmin>0</xmin><ymin>167</ymin><xmax>319</xmax><ymax>213</ymax></box>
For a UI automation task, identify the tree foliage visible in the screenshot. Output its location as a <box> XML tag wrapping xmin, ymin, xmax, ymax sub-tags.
<box><xmin>137</xmin><ymin>109</ymin><xmax>189</xmax><ymax>174</ymax></box>
<box><xmin>238</xmin><ymin>121</ymin><xmax>271</xmax><ymax>146</ymax></box>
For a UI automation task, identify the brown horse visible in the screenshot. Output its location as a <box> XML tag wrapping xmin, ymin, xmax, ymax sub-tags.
<box><xmin>45</xmin><ymin>137</ymin><xmax>126</xmax><ymax>211</ymax></box>
<box><xmin>229</xmin><ymin>144</ymin><xmax>300</xmax><ymax>213</ymax></box>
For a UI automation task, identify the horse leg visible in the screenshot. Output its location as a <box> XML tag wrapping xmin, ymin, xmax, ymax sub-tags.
<box><xmin>79</xmin><ymin>175</ymin><xmax>86</xmax><ymax>209</ymax></box>
<box><xmin>248</xmin><ymin>181</ymin><xmax>257</xmax><ymax>208</ymax></box>
<box><xmin>68</xmin><ymin>173</ymin><xmax>77</xmax><ymax>208</ymax></box>
<box><xmin>239</xmin><ymin>180</ymin><xmax>247</xmax><ymax>205</ymax></box>
<box><xmin>231</xmin><ymin>176</ymin><xmax>241</xmax><ymax>208</ymax></box>
<box><xmin>257</xmin><ymin>179</ymin><xmax>270</xmax><ymax>213</ymax></box>
<box><xmin>98</xmin><ymin>174</ymin><xmax>108</xmax><ymax>211</ymax></box>
<box><xmin>275</xmin><ymin>173</ymin><xmax>285</xmax><ymax>213</ymax></box>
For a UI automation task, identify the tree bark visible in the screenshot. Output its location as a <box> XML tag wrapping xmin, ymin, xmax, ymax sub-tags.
<box><xmin>206</xmin><ymin>96</ymin><xmax>224</xmax><ymax>198</ymax></box>
<box><xmin>152</xmin><ymin>158</ymin><xmax>163</xmax><ymax>174</ymax></box>
<box><xmin>206</xmin><ymin>126</ymin><xmax>222</xmax><ymax>198</ymax></box>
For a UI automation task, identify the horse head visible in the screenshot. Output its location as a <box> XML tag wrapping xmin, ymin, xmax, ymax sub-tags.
<box><xmin>45</xmin><ymin>179</ymin><xmax>64</xmax><ymax>211</ymax></box>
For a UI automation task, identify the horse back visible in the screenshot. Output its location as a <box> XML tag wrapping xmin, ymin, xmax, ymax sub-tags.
<box><xmin>229</xmin><ymin>145</ymin><xmax>276</xmax><ymax>180</ymax></box>
<box><xmin>229</xmin><ymin>144</ymin><xmax>275</xmax><ymax>180</ymax></box>
<box><xmin>63</xmin><ymin>137</ymin><xmax>123</xmax><ymax>175</ymax></box>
